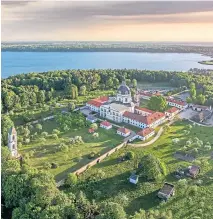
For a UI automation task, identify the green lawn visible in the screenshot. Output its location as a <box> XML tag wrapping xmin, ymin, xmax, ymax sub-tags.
<box><xmin>77</xmin><ymin>121</ymin><xmax>213</xmax><ymax>218</ymax></box>
<box><xmin>137</xmin><ymin>82</ymin><xmax>173</xmax><ymax>90</ymax></box>
<box><xmin>20</xmin><ymin>119</ymin><xmax>123</xmax><ymax>181</ymax></box>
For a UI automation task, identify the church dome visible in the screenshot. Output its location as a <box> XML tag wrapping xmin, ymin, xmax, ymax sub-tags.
<box><xmin>117</xmin><ymin>81</ymin><xmax>130</xmax><ymax>95</ymax></box>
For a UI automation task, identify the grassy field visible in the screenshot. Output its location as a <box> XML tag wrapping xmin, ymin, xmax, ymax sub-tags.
<box><xmin>20</xmin><ymin>119</ymin><xmax>123</xmax><ymax>181</ymax></box>
<box><xmin>77</xmin><ymin>121</ymin><xmax>213</xmax><ymax>218</ymax></box>
<box><xmin>137</xmin><ymin>82</ymin><xmax>173</xmax><ymax>90</ymax></box>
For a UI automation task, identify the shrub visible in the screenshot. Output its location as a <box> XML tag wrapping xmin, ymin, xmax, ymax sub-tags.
<box><xmin>41</xmin><ymin>132</ymin><xmax>48</xmax><ymax>138</ymax></box>
<box><xmin>126</xmin><ymin>151</ymin><xmax>135</xmax><ymax>160</ymax></box>
<box><xmin>65</xmin><ymin>173</ymin><xmax>77</xmax><ymax>186</ymax></box>
<box><xmin>52</xmin><ymin>129</ymin><xmax>60</xmax><ymax>135</ymax></box>
<box><xmin>59</xmin><ymin>144</ymin><xmax>69</xmax><ymax>152</ymax></box>
<box><xmin>51</xmin><ymin>162</ymin><xmax>58</xmax><ymax>169</ymax></box>
<box><xmin>25</xmin><ymin>138</ymin><xmax>30</xmax><ymax>144</ymax></box>
<box><xmin>52</xmin><ymin>134</ymin><xmax>58</xmax><ymax>140</ymax></box>
<box><xmin>88</xmin><ymin>152</ymin><xmax>96</xmax><ymax>159</ymax></box>
<box><xmin>44</xmin><ymin>162</ymin><xmax>51</xmax><ymax>169</ymax></box>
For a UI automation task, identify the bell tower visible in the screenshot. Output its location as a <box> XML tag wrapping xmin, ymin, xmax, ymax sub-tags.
<box><xmin>8</xmin><ymin>127</ymin><xmax>18</xmax><ymax>157</ymax></box>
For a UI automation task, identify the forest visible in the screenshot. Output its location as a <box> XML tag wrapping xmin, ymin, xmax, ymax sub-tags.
<box><xmin>2</xmin><ymin>42</ymin><xmax>213</xmax><ymax>57</ymax></box>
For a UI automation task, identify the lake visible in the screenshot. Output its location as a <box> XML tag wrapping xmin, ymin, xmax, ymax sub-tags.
<box><xmin>2</xmin><ymin>52</ymin><xmax>213</xmax><ymax>78</ymax></box>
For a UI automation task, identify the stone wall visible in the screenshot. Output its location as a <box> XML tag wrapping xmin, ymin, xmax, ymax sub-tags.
<box><xmin>74</xmin><ymin>142</ymin><xmax>126</xmax><ymax>175</ymax></box>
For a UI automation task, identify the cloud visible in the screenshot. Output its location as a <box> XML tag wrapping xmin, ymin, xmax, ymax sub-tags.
<box><xmin>2</xmin><ymin>1</ymin><xmax>213</xmax><ymax>41</ymax></box>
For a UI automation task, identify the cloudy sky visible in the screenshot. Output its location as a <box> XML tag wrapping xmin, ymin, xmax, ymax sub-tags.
<box><xmin>2</xmin><ymin>1</ymin><xmax>213</xmax><ymax>42</ymax></box>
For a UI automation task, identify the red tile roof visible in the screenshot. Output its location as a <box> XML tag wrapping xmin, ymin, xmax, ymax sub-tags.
<box><xmin>135</xmin><ymin>106</ymin><xmax>154</xmax><ymax>114</ymax></box>
<box><xmin>87</xmin><ymin>96</ymin><xmax>109</xmax><ymax>107</ymax></box>
<box><xmin>117</xmin><ymin>127</ymin><xmax>130</xmax><ymax>134</ymax></box>
<box><xmin>87</xmin><ymin>99</ymin><xmax>103</xmax><ymax>107</ymax></box>
<box><xmin>100</xmin><ymin>121</ymin><xmax>112</xmax><ymax>127</ymax></box>
<box><xmin>166</xmin><ymin>107</ymin><xmax>179</xmax><ymax>114</ymax></box>
<box><xmin>167</xmin><ymin>98</ymin><xmax>187</xmax><ymax>106</ymax></box>
<box><xmin>123</xmin><ymin>111</ymin><xmax>165</xmax><ymax>125</ymax></box>
<box><xmin>137</xmin><ymin>128</ymin><xmax>154</xmax><ymax>137</ymax></box>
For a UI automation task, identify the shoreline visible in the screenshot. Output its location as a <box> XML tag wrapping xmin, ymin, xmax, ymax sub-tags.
<box><xmin>198</xmin><ymin>60</ymin><xmax>213</xmax><ymax>65</ymax></box>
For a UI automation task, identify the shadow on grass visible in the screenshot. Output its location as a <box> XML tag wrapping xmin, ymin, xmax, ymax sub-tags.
<box><xmin>125</xmin><ymin>190</ymin><xmax>160</xmax><ymax>214</ymax></box>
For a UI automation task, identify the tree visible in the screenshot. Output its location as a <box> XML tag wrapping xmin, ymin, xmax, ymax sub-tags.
<box><xmin>68</xmin><ymin>102</ymin><xmax>75</xmax><ymax>112</ymax></box>
<box><xmin>90</xmin><ymin>123</ymin><xmax>98</xmax><ymax>130</ymax></box>
<box><xmin>138</xmin><ymin>154</ymin><xmax>166</xmax><ymax>181</ymax></box>
<box><xmin>37</xmin><ymin>90</ymin><xmax>46</xmax><ymax>103</ymax></box>
<box><xmin>52</xmin><ymin>129</ymin><xmax>60</xmax><ymax>135</ymax></box>
<box><xmin>132</xmin><ymin>79</ymin><xmax>137</xmax><ymax>88</ymax></box>
<box><xmin>97</xmin><ymin>202</ymin><xmax>127</xmax><ymax>219</ymax></box>
<box><xmin>35</xmin><ymin>123</ymin><xmax>42</xmax><ymax>132</ymax></box>
<box><xmin>1</xmin><ymin>115</ymin><xmax>14</xmax><ymax>145</ymax></box>
<box><xmin>65</xmin><ymin>173</ymin><xmax>78</xmax><ymax>187</ymax></box>
<box><xmin>189</xmin><ymin>82</ymin><xmax>196</xmax><ymax>100</ymax></box>
<box><xmin>80</xmin><ymin>85</ymin><xmax>86</xmax><ymax>96</ymax></box>
<box><xmin>148</xmin><ymin>96</ymin><xmax>167</xmax><ymax>112</ymax></box>
<box><xmin>196</xmin><ymin>94</ymin><xmax>206</xmax><ymax>105</ymax></box>
<box><xmin>20</xmin><ymin>93</ymin><xmax>29</xmax><ymax>107</ymax></box>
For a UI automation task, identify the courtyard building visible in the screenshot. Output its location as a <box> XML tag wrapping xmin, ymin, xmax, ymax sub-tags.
<box><xmin>117</xmin><ymin>127</ymin><xmax>131</xmax><ymax>137</ymax></box>
<box><xmin>165</xmin><ymin>107</ymin><xmax>179</xmax><ymax>119</ymax></box>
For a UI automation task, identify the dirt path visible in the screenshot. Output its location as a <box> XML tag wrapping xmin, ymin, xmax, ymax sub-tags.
<box><xmin>129</xmin><ymin>120</ymin><xmax>174</xmax><ymax>148</ymax></box>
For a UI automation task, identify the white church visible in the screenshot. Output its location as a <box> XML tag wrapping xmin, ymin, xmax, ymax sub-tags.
<box><xmin>86</xmin><ymin>81</ymin><xmax>166</xmax><ymax>129</ymax></box>
<box><xmin>8</xmin><ymin>127</ymin><xmax>18</xmax><ymax>157</ymax></box>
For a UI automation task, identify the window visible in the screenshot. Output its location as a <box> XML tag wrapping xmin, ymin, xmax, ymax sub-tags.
<box><xmin>12</xmin><ymin>144</ymin><xmax>16</xmax><ymax>150</ymax></box>
<box><xmin>12</xmin><ymin>135</ymin><xmax>15</xmax><ymax>141</ymax></box>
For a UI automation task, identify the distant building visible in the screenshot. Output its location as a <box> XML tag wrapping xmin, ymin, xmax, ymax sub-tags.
<box><xmin>157</xmin><ymin>183</ymin><xmax>175</xmax><ymax>201</ymax></box>
<box><xmin>165</xmin><ymin>107</ymin><xmax>179</xmax><ymax>119</ymax></box>
<box><xmin>8</xmin><ymin>127</ymin><xmax>18</xmax><ymax>157</ymax></box>
<box><xmin>129</xmin><ymin>174</ymin><xmax>139</xmax><ymax>184</ymax></box>
<box><xmin>100</xmin><ymin>121</ymin><xmax>112</xmax><ymax>130</ymax></box>
<box><xmin>117</xmin><ymin>127</ymin><xmax>131</xmax><ymax>137</ymax></box>
<box><xmin>192</xmin><ymin>104</ymin><xmax>211</xmax><ymax>112</ymax></box>
<box><xmin>167</xmin><ymin>98</ymin><xmax>188</xmax><ymax>110</ymax></box>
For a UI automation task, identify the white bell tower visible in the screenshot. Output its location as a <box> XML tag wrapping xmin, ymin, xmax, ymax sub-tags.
<box><xmin>8</xmin><ymin>127</ymin><xmax>18</xmax><ymax>157</ymax></box>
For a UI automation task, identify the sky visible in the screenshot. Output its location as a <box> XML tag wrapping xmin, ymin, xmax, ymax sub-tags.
<box><xmin>2</xmin><ymin>1</ymin><xmax>213</xmax><ymax>42</ymax></box>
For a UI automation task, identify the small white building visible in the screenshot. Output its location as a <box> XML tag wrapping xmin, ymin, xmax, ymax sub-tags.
<box><xmin>100</xmin><ymin>121</ymin><xmax>112</xmax><ymax>130</ymax></box>
<box><xmin>129</xmin><ymin>174</ymin><xmax>139</xmax><ymax>184</ymax></box>
<box><xmin>192</xmin><ymin>105</ymin><xmax>211</xmax><ymax>112</ymax></box>
<box><xmin>117</xmin><ymin>127</ymin><xmax>131</xmax><ymax>137</ymax></box>
<box><xmin>137</xmin><ymin>128</ymin><xmax>155</xmax><ymax>141</ymax></box>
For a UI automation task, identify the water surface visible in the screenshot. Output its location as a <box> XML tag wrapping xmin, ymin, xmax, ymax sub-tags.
<box><xmin>2</xmin><ymin>52</ymin><xmax>213</xmax><ymax>78</ymax></box>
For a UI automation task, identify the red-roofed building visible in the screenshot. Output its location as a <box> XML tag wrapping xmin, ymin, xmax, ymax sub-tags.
<box><xmin>137</xmin><ymin>128</ymin><xmax>155</xmax><ymax>141</ymax></box>
<box><xmin>117</xmin><ymin>127</ymin><xmax>131</xmax><ymax>137</ymax></box>
<box><xmin>167</xmin><ymin>98</ymin><xmax>188</xmax><ymax>110</ymax></box>
<box><xmin>165</xmin><ymin>107</ymin><xmax>179</xmax><ymax>118</ymax></box>
<box><xmin>135</xmin><ymin>106</ymin><xmax>154</xmax><ymax>116</ymax></box>
<box><xmin>86</xmin><ymin>96</ymin><xmax>109</xmax><ymax>112</ymax></box>
<box><xmin>123</xmin><ymin>111</ymin><xmax>165</xmax><ymax>129</ymax></box>
<box><xmin>100</xmin><ymin>121</ymin><xmax>112</xmax><ymax>130</ymax></box>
